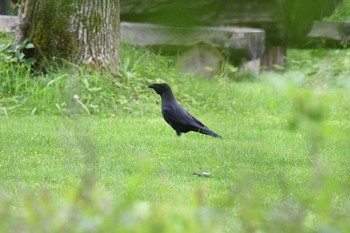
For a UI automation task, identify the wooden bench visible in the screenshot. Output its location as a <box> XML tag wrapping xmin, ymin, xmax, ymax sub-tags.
<box><xmin>0</xmin><ymin>15</ymin><xmax>17</xmax><ymax>33</ymax></box>
<box><xmin>121</xmin><ymin>22</ymin><xmax>265</xmax><ymax>76</ymax></box>
<box><xmin>308</xmin><ymin>21</ymin><xmax>350</xmax><ymax>41</ymax></box>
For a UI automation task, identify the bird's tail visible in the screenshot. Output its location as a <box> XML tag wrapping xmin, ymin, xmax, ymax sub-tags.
<box><xmin>199</xmin><ymin>127</ymin><xmax>222</xmax><ymax>139</ymax></box>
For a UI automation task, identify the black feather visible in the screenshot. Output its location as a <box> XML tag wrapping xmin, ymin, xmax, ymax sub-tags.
<box><xmin>148</xmin><ymin>83</ymin><xmax>222</xmax><ymax>138</ymax></box>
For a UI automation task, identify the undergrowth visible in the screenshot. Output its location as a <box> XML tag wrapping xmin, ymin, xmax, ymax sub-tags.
<box><xmin>324</xmin><ymin>0</ymin><xmax>350</xmax><ymax>21</ymax></box>
<box><xmin>0</xmin><ymin>33</ymin><xmax>220</xmax><ymax>116</ymax></box>
<box><xmin>1</xmin><ymin>32</ymin><xmax>350</xmax><ymax>117</ymax></box>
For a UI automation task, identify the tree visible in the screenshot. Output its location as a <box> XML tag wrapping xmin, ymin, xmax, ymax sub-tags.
<box><xmin>14</xmin><ymin>0</ymin><xmax>120</xmax><ymax>70</ymax></box>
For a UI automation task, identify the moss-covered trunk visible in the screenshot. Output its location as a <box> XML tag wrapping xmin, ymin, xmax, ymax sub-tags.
<box><xmin>14</xmin><ymin>0</ymin><xmax>120</xmax><ymax>71</ymax></box>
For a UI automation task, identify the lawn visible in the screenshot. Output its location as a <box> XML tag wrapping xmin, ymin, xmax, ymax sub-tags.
<box><xmin>1</xmin><ymin>30</ymin><xmax>350</xmax><ymax>232</ymax></box>
<box><xmin>1</xmin><ymin>80</ymin><xmax>350</xmax><ymax>232</ymax></box>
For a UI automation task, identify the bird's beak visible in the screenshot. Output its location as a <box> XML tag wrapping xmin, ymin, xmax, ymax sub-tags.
<box><xmin>148</xmin><ymin>84</ymin><xmax>155</xmax><ymax>89</ymax></box>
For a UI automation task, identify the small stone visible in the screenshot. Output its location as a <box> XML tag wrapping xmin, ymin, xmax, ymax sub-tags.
<box><xmin>193</xmin><ymin>172</ymin><xmax>211</xmax><ymax>177</ymax></box>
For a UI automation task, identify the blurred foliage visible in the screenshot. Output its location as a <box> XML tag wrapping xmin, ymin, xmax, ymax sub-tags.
<box><xmin>285</xmin><ymin>49</ymin><xmax>350</xmax><ymax>88</ymax></box>
<box><xmin>279</xmin><ymin>0</ymin><xmax>339</xmax><ymax>46</ymax></box>
<box><xmin>121</xmin><ymin>0</ymin><xmax>339</xmax><ymax>46</ymax></box>
<box><xmin>0</xmin><ymin>179</ymin><xmax>224</xmax><ymax>233</ymax></box>
<box><xmin>325</xmin><ymin>0</ymin><xmax>350</xmax><ymax>21</ymax></box>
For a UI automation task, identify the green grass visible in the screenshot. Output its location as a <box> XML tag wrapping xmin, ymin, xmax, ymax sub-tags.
<box><xmin>325</xmin><ymin>0</ymin><xmax>350</xmax><ymax>21</ymax></box>
<box><xmin>1</xmin><ymin>32</ymin><xmax>350</xmax><ymax>232</ymax></box>
<box><xmin>1</xmin><ymin>82</ymin><xmax>350</xmax><ymax>232</ymax></box>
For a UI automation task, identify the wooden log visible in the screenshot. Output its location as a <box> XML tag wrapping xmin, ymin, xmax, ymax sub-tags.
<box><xmin>0</xmin><ymin>15</ymin><xmax>17</xmax><ymax>33</ymax></box>
<box><xmin>121</xmin><ymin>22</ymin><xmax>265</xmax><ymax>60</ymax></box>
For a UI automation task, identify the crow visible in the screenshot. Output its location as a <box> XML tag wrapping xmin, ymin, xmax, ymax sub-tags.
<box><xmin>148</xmin><ymin>83</ymin><xmax>222</xmax><ymax>138</ymax></box>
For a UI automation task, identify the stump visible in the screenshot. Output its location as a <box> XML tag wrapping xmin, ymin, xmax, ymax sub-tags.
<box><xmin>178</xmin><ymin>46</ymin><xmax>224</xmax><ymax>78</ymax></box>
<box><xmin>261</xmin><ymin>46</ymin><xmax>286</xmax><ymax>70</ymax></box>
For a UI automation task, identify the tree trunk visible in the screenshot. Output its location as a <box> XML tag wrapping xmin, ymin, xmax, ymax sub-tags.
<box><xmin>14</xmin><ymin>0</ymin><xmax>120</xmax><ymax>71</ymax></box>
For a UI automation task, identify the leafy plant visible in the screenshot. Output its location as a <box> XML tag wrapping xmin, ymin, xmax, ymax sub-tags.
<box><xmin>0</xmin><ymin>39</ymin><xmax>36</xmax><ymax>68</ymax></box>
<box><xmin>324</xmin><ymin>0</ymin><xmax>350</xmax><ymax>21</ymax></box>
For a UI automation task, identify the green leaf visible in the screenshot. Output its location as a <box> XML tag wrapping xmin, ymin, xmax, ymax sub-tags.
<box><xmin>24</xmin><ymin>43</ymin><xmax>35</xmax><ymax>49</ymax></box>
<box><xmin>0</xmin><ymin>43</ymin><xmax>10</xmax><ymax>51</ymax></box>
<box><xmin>24</xmin><ymin>58</ymin><xmax>37</xmax><ymax>67</ymax></box>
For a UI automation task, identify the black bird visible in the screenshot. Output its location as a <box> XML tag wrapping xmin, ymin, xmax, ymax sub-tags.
<box><xmin>148</xmin><ymin>83</ymin><xmax>222</xmax><ymax>138</ymax></box>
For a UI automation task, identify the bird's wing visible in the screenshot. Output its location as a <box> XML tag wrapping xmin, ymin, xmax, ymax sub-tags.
<box><xmin>184</xmin><ymin>111</ymin><xmax>206</xmax><ymax>127</ymax></box>
<box><xmin>162</xmin><ymin>105</ymin><xmax>184</xmax><ymax>126</ymax></box>
<box><xmin>162</xmin><ymin>104</ymin><xmax>205</xmax><ymax>128</ymax></box>
<box><xmin>162</xmin><ymin>103</ymin><xmax>221</xmax><ymax>138</ymax></box>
